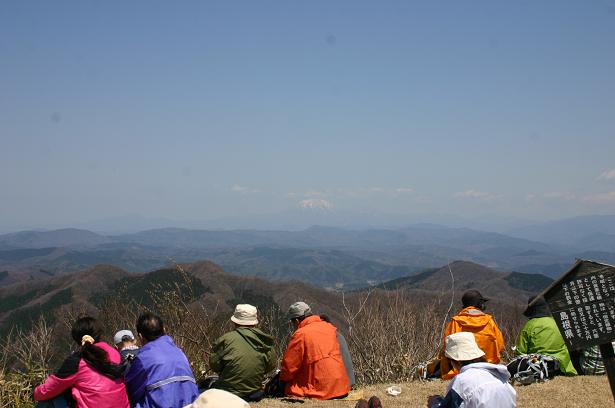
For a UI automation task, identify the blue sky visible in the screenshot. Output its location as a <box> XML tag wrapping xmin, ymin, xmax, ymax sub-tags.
<box><xmin>1</xmin><ymin>1</ymin><xmax>614</xmax><ymax>230</ymax></box>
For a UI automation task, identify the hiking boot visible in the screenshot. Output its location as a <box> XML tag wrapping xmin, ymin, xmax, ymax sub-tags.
<box><xmin>368</xmin><ymin>396</ymin><xmax>383</xmax><ymax>408</ymax></box>
<box><xmin>355</xmin><ymin>399</ymin><xmax>369</xmax><ymax>408</ymax></box>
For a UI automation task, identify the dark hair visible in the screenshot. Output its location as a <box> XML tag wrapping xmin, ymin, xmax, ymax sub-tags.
<box><xmin>459</xmin><ymin>356</ymin><xmax>487</xmax><ymax>367</ymax></box>
<box><xmin>319</xmin><ymin>314</ymin><xmax>330</xmax><ymax>323</ymax></box>
<box><xmin>136</xmin><ymin>312</ymin><xmax>165</xmax><ymax>341</ymax></box>
<box><xmin>291</xmin><ymin>315</ymin><xmax>310</xmax><ymax>324</ymax></box>
<box><xmin>71</xmin><ymin>316</ymin><xmax>102</xmax><ymax>344</ymax></box>
<box><xmin>71</xmin><ymin>317</ymin><xmax>122</xmax><ymax>379</ymax></box>
<box><xmin>523</xmin><ymin>295</ymin><xmax>550</xmax><ymax>318</ymax></box>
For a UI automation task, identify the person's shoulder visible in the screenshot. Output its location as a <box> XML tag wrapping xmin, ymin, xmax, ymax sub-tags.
<box><xmin>121</xmin><ymin>347</ymin><xmax>140</xmax><ymax>358</ymax></box>
<box><xmin>534</xmin><ymin>316</ymin><xmax>558</xmax><ymax>328</ymax></box>
<box><xmin>292</xmin><ymin>323</ymin><xmax>310</xmax><ymax>338</ymax></box>
<box><xmin>523</xmin><ymin>316</ymin><xmax>549</xmax><ymax>327</ymax></box>
<box><xmin>317</xmin><ymin>320</ymin><xmax>338</xmax><ymax>332</ymax></box>
<box><xmin>97</xmin><ymin>341</ymin><xmax>121</xmax><ymax>358</ymax></box>
<box><xmin>149</xmin><ymin>334</ymin><xmax>175</xmax><ymax>348</ymax></box>
<box><xmin>136</xmin><ymin>337</ymin><xmax>165</xmax><ymax>357</ymax></box>
<box><xmin>456</xmin><ymin>307</ymin><xmax>486</xmax><ymax>318</ymax></box>
<box><xmin>55</xmin><ymin>352</ymin><xmax>82</xmax><ymax>378</ymax></box>
<box><xmin>244</xmin><ymin>326</ymin><xmax>270</xmax><ymax>336</ymax></box>
<box><xmin>301</xmin><ymin>318</ymin><xmax>337</xmax><ymax>337</ymax></box>
<box><xmin>216</xmin><ymin>330</ymin><xmax>240</xmax><ymax>344</ymax></box>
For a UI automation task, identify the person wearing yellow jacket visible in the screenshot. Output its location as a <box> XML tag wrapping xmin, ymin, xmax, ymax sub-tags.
<box><xmin>440</xmin><ymin>290</ymin><xmax>505</xmax><ymax>380</ymax></box>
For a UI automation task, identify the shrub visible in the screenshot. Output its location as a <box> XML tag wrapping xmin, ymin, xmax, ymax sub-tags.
<box><xmin>0</xmin><ymin>265</ymin><xmax>529</xmax><ymax>406</ymax></box>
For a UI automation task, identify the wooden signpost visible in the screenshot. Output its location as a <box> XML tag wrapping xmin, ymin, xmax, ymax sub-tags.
<box><xmin>535</xmin><ymin>259</ymin><xmax>615</xmax><ymax>402</ymax></box>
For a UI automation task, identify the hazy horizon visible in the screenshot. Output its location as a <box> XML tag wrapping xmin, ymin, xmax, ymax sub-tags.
<box><xmin>3</xmin><ymin>211</ymin><xmax>615</xmax><ymax>237</ymax></box>
<box><xmin>2</xmin><ymin>1</ymin><xmax>614</xmax><ymax>230</ymax></box>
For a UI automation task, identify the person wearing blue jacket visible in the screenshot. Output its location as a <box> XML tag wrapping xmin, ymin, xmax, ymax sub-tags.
<box><xmin>125</xmin><ymin>312</ymin><xmax>199</xmax><ymax>408</ymax></box>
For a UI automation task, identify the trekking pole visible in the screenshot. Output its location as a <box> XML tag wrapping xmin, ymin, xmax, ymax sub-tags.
<box><xmin>600</xmin><ymin>342</ymin><xmax>615</xmax><ymax>404</ymax></box>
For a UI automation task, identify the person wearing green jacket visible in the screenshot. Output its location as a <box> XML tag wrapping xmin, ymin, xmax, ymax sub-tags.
<box><xmin>209</xmin><ymin>304</ymin><xmax>277</xmax><ymax>401</ymax></box>
<box><xmin>515</xmin><ymin>295</ymin><xmax>577</xmax><ymax>376</ymax></box>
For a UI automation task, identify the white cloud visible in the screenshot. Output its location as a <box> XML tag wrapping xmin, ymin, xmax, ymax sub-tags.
<box><xmin>597</xmin><ymin>169</ymin><xmax>615</xmax><ymax>181</ymax></box>
<box><xmin>525</xmin><ymin>193</ymin><xmax>536</xmax><ymax>202</ymax></box>
<box><xmin>304</xmin><ymin>190</ymin><xmax>326</xmax><ymax>197</ymax></box>
<box><xmin>289</xmin><ymin>186</ymin><xmax>415</xmax><ymax>201</ymax></box>
<box><xmin>582</xmin><ymin>191</ymin><xmax>615</xmax><ymax>203</ymax></box>
<box><xmin>230</xmin><ymin>185</ymin><xmax>260</xmax><ymax>194</ymax></box>
<box><xmin>297</xmin><ymin>198</ymin><xmax>333</xmax><ymax>210</ymax></box>
<box><xmin>286</xmin><ymin>190</ymin><xmax>327</xmax><ymax>199</ymax></box>
<box><xmin>453</xmin><ymin>189</ymin><xmax>501</xmax><ymax>202</ymax></box>
<box><xmin>543</xmin><ymin>191</ymin><xmax>576</xmax><ymax>201</ymax></box>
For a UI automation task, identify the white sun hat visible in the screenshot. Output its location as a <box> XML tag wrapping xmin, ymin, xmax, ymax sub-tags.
<box><xmin>230</xmin><ymin>304</ymin><xmax>258</xmax><ymax>326</ymax></box>
<box><xmin>183</xmin><ymin>389</ymin><xmax>250</xmax><ymax>408</ymax></box>
<box><xmin>113</xmin><ymin>330</ymin><xmax>135</xmax><ymax>345</ymax></box>
<box><xmin>444</xmin><ymin>332</ymin><xmax>486</xmax><ymax>361</ymax></box>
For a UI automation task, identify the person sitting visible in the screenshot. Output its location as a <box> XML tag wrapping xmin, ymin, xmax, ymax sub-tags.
<box><xmin>125</xmin><ymin>312</ymin><xmax>199</xmax><ymax>408</ymax></box>
<box><xmin>114</xmin><ymin>329</ymin><xmax>140</xmax><ymax>363</ymax></box>
<box><xmin>34</xmin><ymin>316</ymin><xmax>129</xmax><ymax>408</ymax></box>
<box><xmin>440</xmin><ymin>289</ymin><xmax>505</xmax><ymax>379</ymax></box>
<box><xmin>209</xmin><ymin>304</ymin><xmax>276</xmax><ymax>401</ymax></box>
<box><xmin>319</xmin><ymin>314</ymin><xmax>356</xmax><ymax>387</ymax></box>
<box><xmin>579</xmin><ymin>342</ymin><xmax>615</xmax><ymax>375</ymax></box>
<box><xmin>428</xmin><ymin>332</ymin><xmax>516</xmax><ymax>408</ymax></box>
<box><xmin>184</xmin><ymin>388</ymin><xmax>250</xmax><ymax>408</ymax></box>
<box><xmin>515</xmin><ymin>295</ymin><xmax>577</xmax><ymax>375</ymax></box>
<box><xmin>280</xmin><ymin>301</ymin><xmax>350</xmax><ymax>400</ymax></box>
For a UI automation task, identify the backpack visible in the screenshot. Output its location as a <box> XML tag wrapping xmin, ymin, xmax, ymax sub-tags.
<box><xmin>263</xmin><ymin>371</ymin><xmax>286</xmax><ymax>398</ymax></box>
<box><xmin>507</xmin><ymin>354</ymin><xmax>560</xmax><ymax>385</ymax></box>
<box><xmin>414</xmin><ymin>358</ymin><xmax>441</xmax><ymax>380</ymax></box>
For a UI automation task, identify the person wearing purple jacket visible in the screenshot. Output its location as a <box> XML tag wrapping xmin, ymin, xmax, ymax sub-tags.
<box><xmin>125</xmin><ymin>312</ymin><xmax>199</xmax><ymax>408</ymax></box>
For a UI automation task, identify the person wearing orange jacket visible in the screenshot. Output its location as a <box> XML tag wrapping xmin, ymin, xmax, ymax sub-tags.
<box><xmin>440</xmin><ymin>290</ymin><xmax>505</xmax><ymax>380</ymax></box>
<box><xmin>280</xmin><ymin>301</ymin><xmax>351</xmax><ymax>400</ymax></box>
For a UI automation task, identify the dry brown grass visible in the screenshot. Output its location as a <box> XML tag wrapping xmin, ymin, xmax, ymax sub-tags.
<box><xmin>251</xmin><ymin>376</ymin><xmax>612</xmax><ymax>407</ymax></box>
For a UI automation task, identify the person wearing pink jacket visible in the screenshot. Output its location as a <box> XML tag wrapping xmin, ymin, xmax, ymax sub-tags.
<box><xmin>34</xmin><ymin>316</ymin><xmax>130</xmax><ymax>408</ymax></box>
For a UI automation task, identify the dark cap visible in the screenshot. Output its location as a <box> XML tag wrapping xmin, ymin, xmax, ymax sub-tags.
<box><xmin>523</xmin><ymin>295</ymin><xmax>550</xmax><ymax>318</ymax></box>
<box><xmin>461</xmin><ymin>290</ymin><xmax>489</xmax><ymax>308</ymax></box>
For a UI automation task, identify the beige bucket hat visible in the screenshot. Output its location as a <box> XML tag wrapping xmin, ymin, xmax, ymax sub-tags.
<box><xmin>287</xmin><ymin>301</ymin><xmax>312</xmax><ymax>320</ymax></box>
<box><xmin>444</xmin><ymin>332</ymin><xmax>485</xmax><ymax>361</ymax></box>
<box><xmin>183</xmin><ymin>389</ymin><xmax>250</xmax><ymax>408</ymax></box>
<box><xmin>230</xmin><ymin>304</ymin><xmax>258</xmax><ymax>326</ymax></box>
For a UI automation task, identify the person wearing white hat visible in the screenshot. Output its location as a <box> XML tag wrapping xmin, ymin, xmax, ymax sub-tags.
<box><xmin>113</xmin><ymin>329</ymin><xmax>140</xmax><ymax>364</ymax></box>
<box><xmin>428</xmin><ymin>332</ymin><xmax>516</xmax><ymax>408</ymax></box>
<box><xmin>183</xmin><ymin>388</ymin><xmax>250</xmax><ymax>408</ymax></box>
<box><xmin>208</xmin><ymin>304</ymin><xmax>276</xmax><ymax>401</ymax></box>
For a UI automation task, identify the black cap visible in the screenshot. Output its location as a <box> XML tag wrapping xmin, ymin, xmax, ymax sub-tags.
<box><xmin>523</xmin><ymin>295</ymin><xmax>550</xmax><ymax>318</ymax></box>
<box><xmin>461</xmin><ymin>289</ymin><xmax>489</xmax><ymax>308</ymax></box>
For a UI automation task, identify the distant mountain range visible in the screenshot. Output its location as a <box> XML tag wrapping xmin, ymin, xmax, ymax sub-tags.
<box><xmin>379</xmin><ymin>261</ymin><xmax>553</xmax><ymax>305</ymax></box>
<box><xmin>2</xmin><ymin>219</ymin><xmax>615</xmax><ymax>288</ymax></box>
<box><xmin>506</xmin><ymin>215</ymin><xmax>615</xmax><ymax>251</ymax></box>
<box><xmin>0</xmin><ymin>260</ymin><xmax>552</xmax><ymax>339</ymax></box>
<box><xmin>0</xmin><ymin>211</ymin><xmax>535</xmax><ymax>235</ymax></box>
<box><xmin>0</xmin><ymin>228</ymin><xmax>112</xmax><ymax>249</ymax></box>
